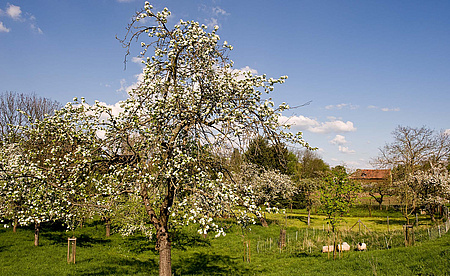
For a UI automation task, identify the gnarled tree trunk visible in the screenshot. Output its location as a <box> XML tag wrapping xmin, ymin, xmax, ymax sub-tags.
<box><xmin>141</xmin><ymin>179</ymin><xmax>174</xmax><ymax>276</ymax></box>
<box><xmin>157</xmin><ymin>226</ymin><xmax>172</xmax><ymax>276</ymax></box>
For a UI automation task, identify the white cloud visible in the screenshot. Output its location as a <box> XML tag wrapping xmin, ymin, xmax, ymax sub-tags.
<box><xmin>6</xmin><ymin>4</ymin><xmax>22</xmax><ymax>21</ymax></box>
<box><xmin>338</xmin><ymin>146</ymin><xmax>355</xmax><ymax>154</ymax></box>
<box><xmin>131</xmin><ymin>57</ymin><xmax>143</xmax><ymax>64</ymax></box>
<box><xmin>117</xmin><ymin>73</ymin><xmax>144</xmax><ymax>93</ymax></box>
<box><xmin>309</xmin><ymin>120</ymin><xmax>356</xmax><ymax>134</ymax></box>
<box><xmin>381</xmin><ymin>107</ymin><xmax>400</xmax><ymax>112</ymax></box>
<box><xmin>325</xmin><ymin>103</ymin><xmax>358</xmax><ymax>110</ymax></box>
<box><xmin>235</xmin><ymin>66</ymin><xmax>258</xmax><ymax>74</ymax></box>
<box><xmin>0</xmin><ymin>21</ymin><xmax>10</xmax><ymax>32</ymax></box>
<box><xmin>231</xmin><ymin>66</ymin><xmax>258</xmax><ymax>81</ymax></box>
<box><xmin>279</xmin><ymin>115</ymin><xmax>319</xmax><ymax>128</ymax></box>
<box><xmin>368</xmin><ymin>105</ymin><xmax>399</xmax><ymax>112</ymax></box>
<box><xmin>330</xmin><ymin>134</ymin><xmax>347</xmax><ymax>145</ymax></box>
<box><xmin>0</xmin><ymin>4</ymin><xmax>43</xmax><ymax>34</ymax></box>
<box><xmin>92</xmin><ymin>101</ymin><xmax>125</xmax><ymax>139</ymax></box>
<box><xmin>117</xmin><ymin>79</ymin><xmax>127</xmax><ymax>93</ymax></box>
<box><xmin>279</xmin><ymin>115</ymin><xmax>356</xmax><ymax>134</ymax></box>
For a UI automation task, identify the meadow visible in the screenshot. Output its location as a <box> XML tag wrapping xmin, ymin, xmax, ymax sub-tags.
<box><xmin>1</xmin><ymin>206</ymin><xmax>449</xmax><ymax>276</ymax></box>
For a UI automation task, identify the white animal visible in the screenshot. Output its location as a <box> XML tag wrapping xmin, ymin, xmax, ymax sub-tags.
<box><xmin>357</xmin><ymin>242</ymin><xmax>367</xmax><ymax>251</ymax></box>
<box><xmin>322</xmin><ymin>245</ymin><xmax>334</xmax><ymax>253</ymax></box>
<box><xmin>337</xmin><ymin>242</ymin><xmax>350</xmax><ymax>251</ymax></box>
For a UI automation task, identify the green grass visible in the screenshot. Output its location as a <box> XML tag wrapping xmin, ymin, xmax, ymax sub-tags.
<box><xmin>1</xmin><ymin>207</ymin><xmax>449</xmax><ymax>275</ymax></box>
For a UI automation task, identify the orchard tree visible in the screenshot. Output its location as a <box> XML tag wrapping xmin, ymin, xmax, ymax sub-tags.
<box><xmin>232</xmin><ymin>163</ymin><xmax>296</xmax><ymax>227</ymax></box>
<box><xmin>0</xmin><ymin>143</ymin><xmax>65</xmax><ymax>245</ymax></box>
<box><xmin>319</xmin><ymin>168</ymin><xmax>360</xmax><ymax>232</ymax></box>
<box><xmin>106</xmin><ymin>3</ymin><xmax>310</xmax><ymax>275</ymax></box>
<box><xmin>0</xmin><ymin>91</ymin><xmax>60</xmax><ymax>142</ymax></box>
<box><xmin>296</xmin><ymin>149</ymin><xmax>329</xmax><ymax>225</ymax></box>
<box><xmin>374</xmin><ymin>126</ymin><xmax>450</xmax><ymax>176</ymax></box>
<box><xmin>1</xmin><ymin>100</ymin><xmax>121</xmax><ymax>245</ymax></box>
<box><xmin>0</xmin><ymin>92</ymin><xmax>60</xmax><ymax>234</ymax></box>
<box><xmin>404</xmin><ymin>164</ymin><xmax>450</xmax><ymax>222</ymax></box>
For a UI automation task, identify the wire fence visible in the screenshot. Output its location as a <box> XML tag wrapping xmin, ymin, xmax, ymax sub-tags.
<box><xmin>249</xmin><ymin>218</ymin><xmax>450</xmax><ymax>258</ymax></box>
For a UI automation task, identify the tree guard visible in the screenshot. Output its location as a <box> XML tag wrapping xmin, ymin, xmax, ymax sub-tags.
<box><xmin>67</xmin><ymin>237</ymin><xmax>77</xmax><ymax>264</ymax></box>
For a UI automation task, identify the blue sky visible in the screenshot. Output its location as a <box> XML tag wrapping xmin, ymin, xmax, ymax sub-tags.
<box><xmin>1</xmin><ymin>0</ymin><xmax>449</xmax><ymax>169</ymax></box>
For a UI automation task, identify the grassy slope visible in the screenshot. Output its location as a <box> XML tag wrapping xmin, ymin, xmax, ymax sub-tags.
<box><xmin>0</xmin><ymin>208</ymin><xmax>449</xmax><ymax>276</ymax></box>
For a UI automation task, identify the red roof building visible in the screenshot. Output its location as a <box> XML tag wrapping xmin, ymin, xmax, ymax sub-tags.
<box><xmin>349</xmin><ymin>169</ymin><xmax>392</xmax><ymax>182</ymax></box>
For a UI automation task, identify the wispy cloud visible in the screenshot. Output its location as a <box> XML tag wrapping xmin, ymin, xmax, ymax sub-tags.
<box><xmin>212</xmin><ymin>7</ymin><xmax>229</xmax><ymax>16</ymax></box>
<box><xmin>381</xmin><ymin>107</ymin><xmax>400</xmax><ymax>112</ymax></box>
<box><xmin>204</xmin><ymin>18</ymin><xmax>219</xmax><ymax>29</ymax></box>
<box><xmin>279</xmin><ymin>115</ymin><xmax>356</xmax><ymax>134</ymax></box>
<box><xmin>368</xmin><ymin>105</ymin><xmax>400</xmax><ymax>112</ymax></box>
<box><xmin>0</xmin><ymin>3</ymin><xmax>43</xmax><ymax>34</ymax></box>
<box><xmin>30</xmin><ymin>22</ymin><xmax>43</xmax><ymax>34</ymax></box>
<box><xmin>199</xmin><ymin>5</ymin><xmax>229</xmax><ymax>29</ymax></box>
<box><xmin>0</xmin><ymin>21</ymin><xmax>9</xmax><ymax>32</ymax></box>
<box><xmin>325</xmin><ymin>103</ymin><xmax>358</xmax><ymax>110</ymax></box>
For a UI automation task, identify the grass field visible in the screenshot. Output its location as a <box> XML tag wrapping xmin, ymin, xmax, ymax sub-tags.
<box><xmin>1</xmin><ymin>207</ymin><xmax>449</xmax><ymax>275</ymax></box>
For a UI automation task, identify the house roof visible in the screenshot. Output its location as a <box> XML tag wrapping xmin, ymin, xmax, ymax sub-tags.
<box><xmin>349</xmin><ymin>169</ymin><xmax>391</xmax><ymax>180</ymax></box>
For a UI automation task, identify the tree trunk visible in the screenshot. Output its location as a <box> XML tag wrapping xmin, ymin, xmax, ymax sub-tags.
<box><xmin>34</xmin><ymin>222</ymin><xmax>40</xmax><ymax>247</ymax></box>
<box><xmin>105</xmin><ymin>218</ymin><xmax>111</xmax><ymax>237</ymax></box>
<box><xmin>259</xmin><ymin>216</ymin><xmax>269</xmax><ymax>227</ymax></box>
<box><xmin>307</xmin><ymin>207</ymin><xmax>311</xmax><ymax>226</ymax></box>
<box><xmin>157</xmin><ymin>226</ymin><xmax>172</xmax><ymax>276</ymax></box>
<box><xmin>13</xmin><ymin>218</ymin><xmax>18</xmax><ymax>233</ymax></box>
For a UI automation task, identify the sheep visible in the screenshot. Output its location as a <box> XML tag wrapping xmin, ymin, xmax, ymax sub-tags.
<box><xmin>337</xmin><ymin>242</ymin><xmax>350</xmax><ymax>252</ymax></box>
<box><xmin>322</xmin><ymin>245</ymin><xmax>334</xmax><ymax>253</ymax></box>
<box><xmin>357</xmin><ymin>242</ymin><xmax>367</xmax><ymax>251</ymax></box>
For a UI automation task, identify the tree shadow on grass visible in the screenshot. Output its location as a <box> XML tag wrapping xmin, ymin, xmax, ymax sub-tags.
<box><xmin>373</xmin><ymin>218</ymin><xmax>405</xmax><ymax>226</ymax></box>
<box><xmin>71</xmin><ymin>256</ymin><xmax>158</xmax><ymax>275</ymax></box>
<box><xmin>286</xmin><ymin>214</ymin><xmax>310</xmax><ymax>224</ymax></box>
<box><xmin>41</xmin><ymin>232</ymin><xmax>111</xmax><ymax>247</ymax></box>
<box><xmin>172</xmin><ymin>230</ymin><xmax>211</xmax><ymax>251</ymax></box>
<box><xmin>173</xmin><ymin>252</ymin><xmax>250</xmax><ymax>275</ymax></box>
<box><xmin>122</xmin><ymin>235</ymin><xmax>157</xmax><ymax>254</ymax></box>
